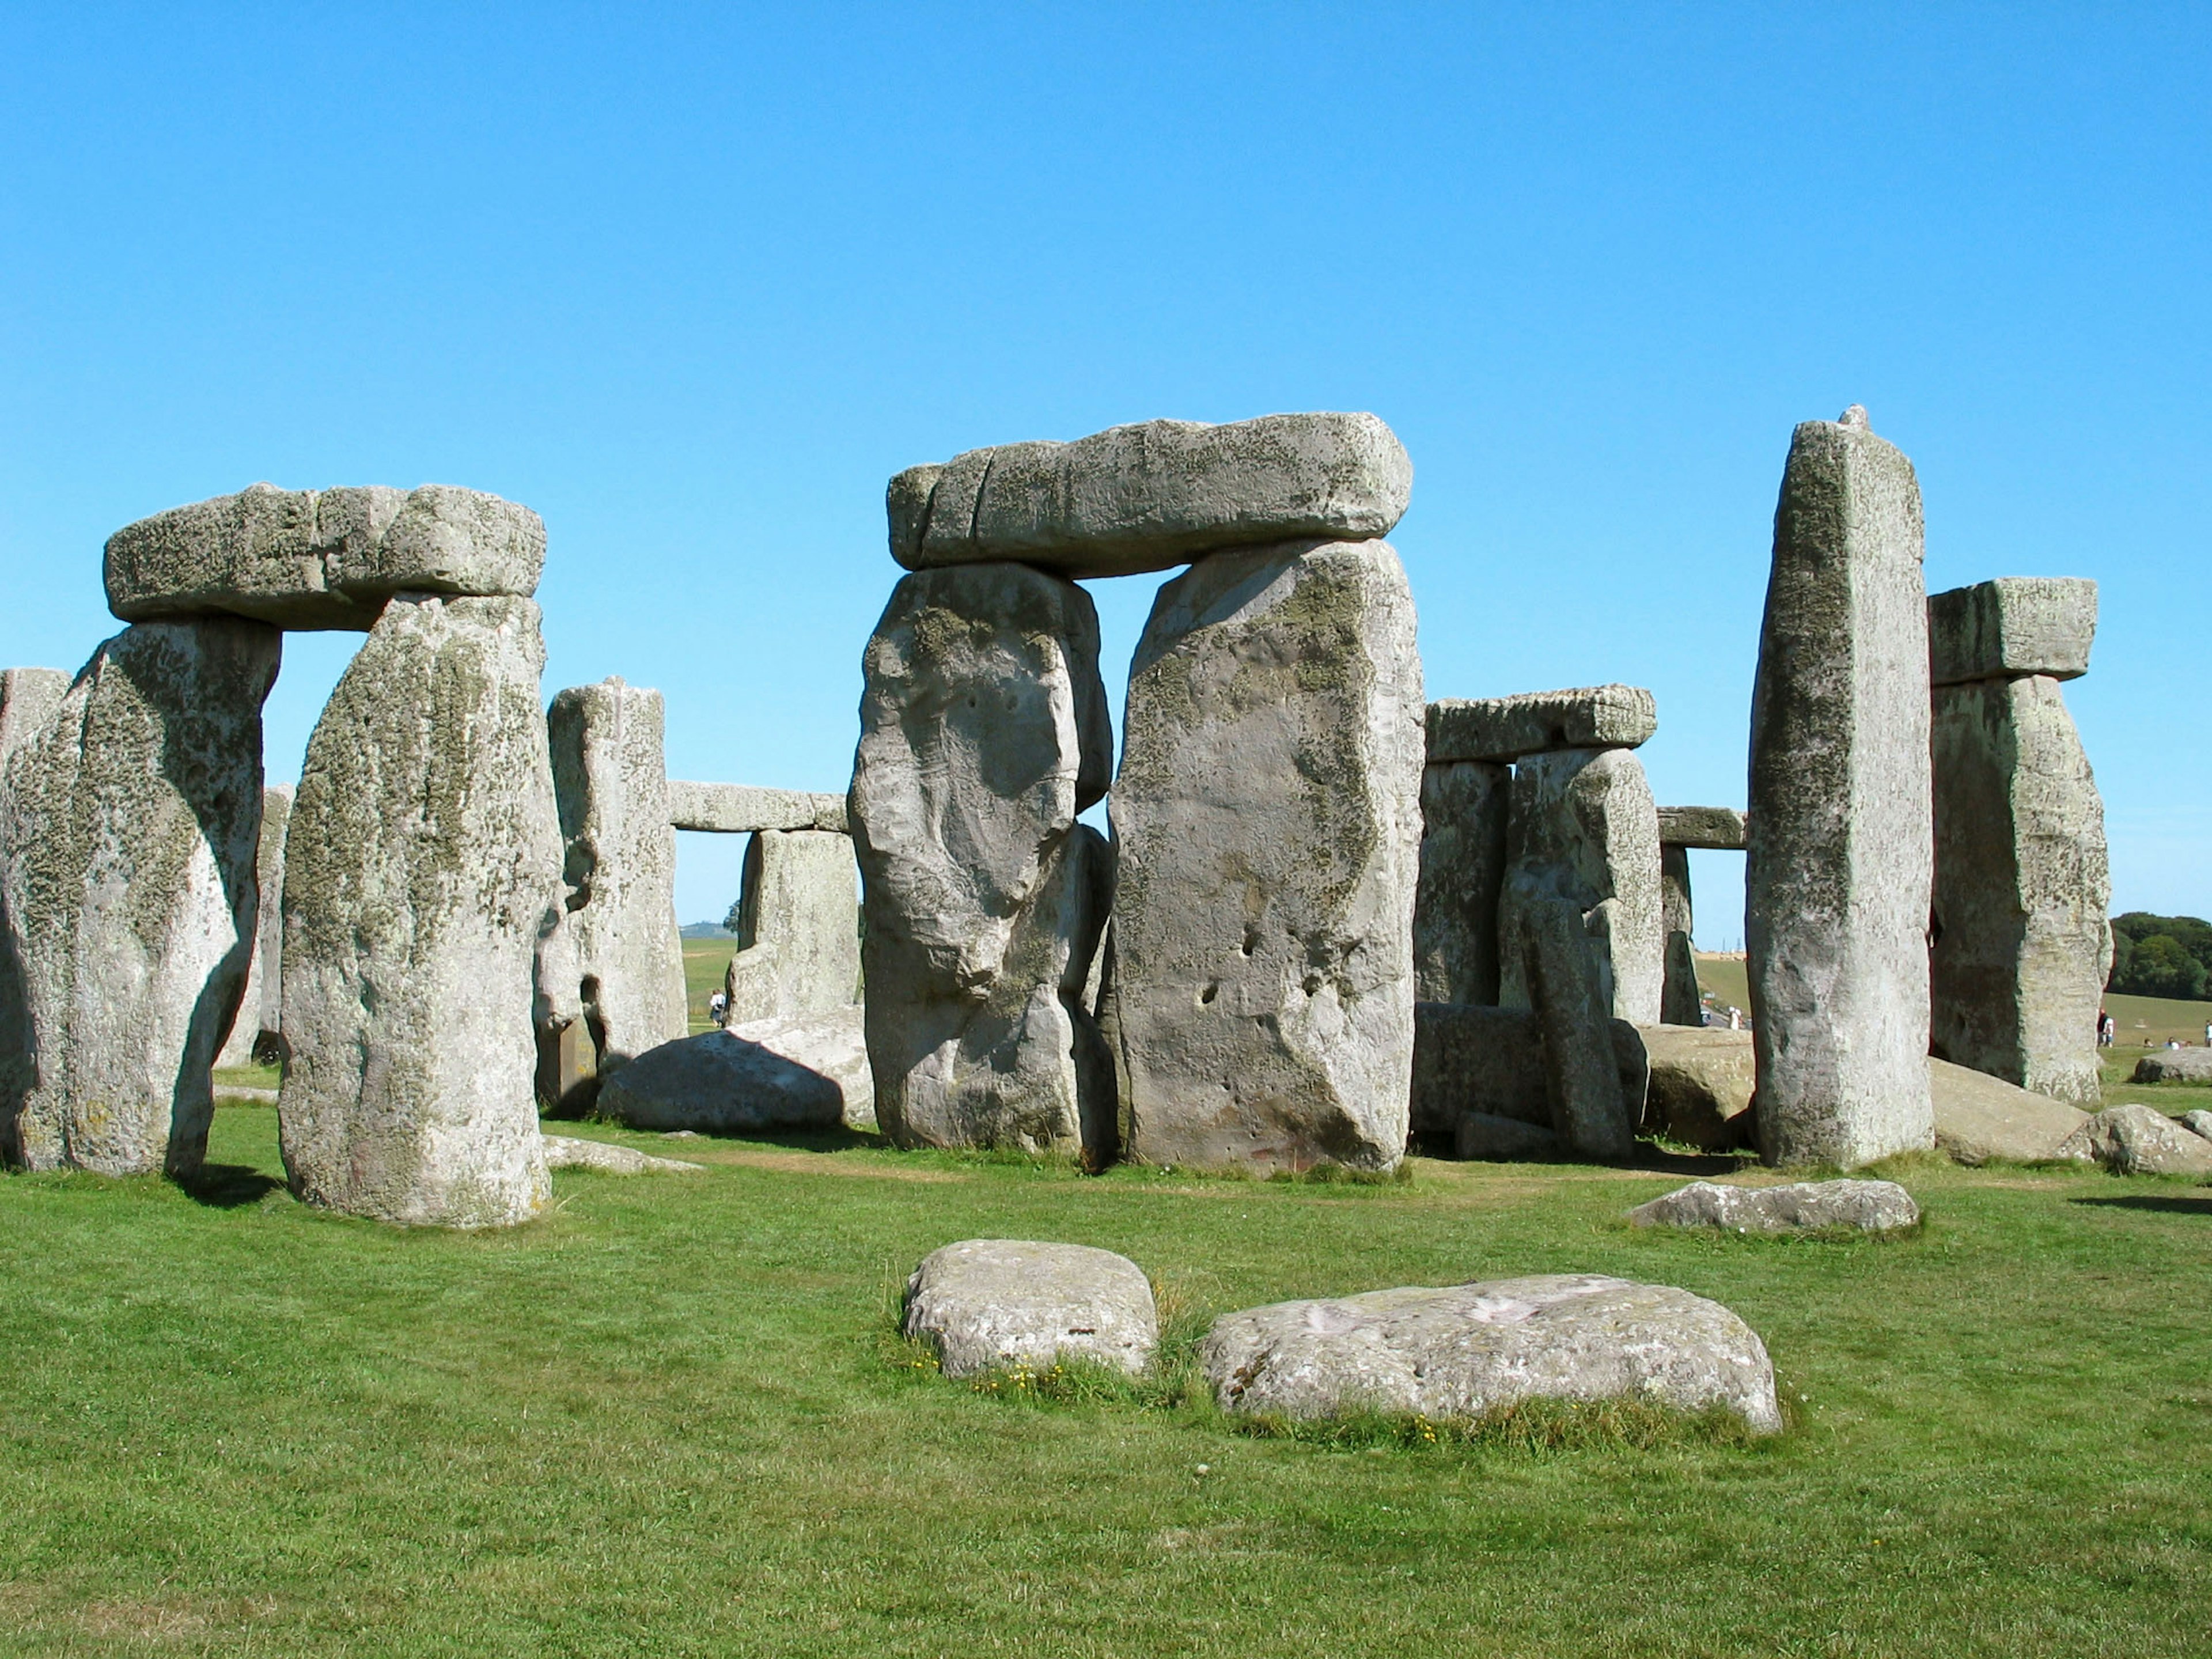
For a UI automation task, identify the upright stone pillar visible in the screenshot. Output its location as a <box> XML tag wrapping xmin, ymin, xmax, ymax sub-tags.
<box><xmin>1412</xmin><ymin>759</ymin><xmax>1508</xmax><ymax>1005</ymax></box>
<box><xmin>725</xmin><ymin>829</ymin><xmax>859</xmax><ymax>1024</ymax></box>
<box><xmin>0</xmin><ymin>622</ymin><xmax>278</xmax><ymax>1175</ymax></box>
<box><xmin>215</xmin><ymin>783</ymin><xmax>294</xmax><ymax>1068</ymax></box>
<box><xmin>1927</xmin><ymin>578</ymin><xmax>2108</xmax><ymax>1104</ymax></box>
<box><xmin>1747</xmin><ymin>407</ymin><xmax>1934</xmax><ymax>1167</ymax></box>
<box><xmin>850</xmin><ymin>563</ymin><xmax>1113</xmax><ymax>1156</ymax></box>
<box><xmin>1109</xmin><ymin>539</ymin><xmax>1425</xmax><ymax>1173</ymax></box>
<box><xmin>279</xmin><ymin>594</ymin><xmax>561</xmax><ymax>1226</ymax></box>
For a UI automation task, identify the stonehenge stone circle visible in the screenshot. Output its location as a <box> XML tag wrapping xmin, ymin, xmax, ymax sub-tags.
<box><xmin>1927</xmin><ymin>579</ymin><xmax>2109</xmax><ymax>1105</ymax></box>
<box><xmin>215</xmin><ymin>783</ymin><xmax>294</xmax><ymax>1069</ymax></box>
<box><xmin>1426</xmin><ymin>684</ymin><xmax>1656</xmax><ymax>765</ymax></box>
<box><xmin>1108</xmin><ymin>538</ymin><xmax>1423</xmax><ymax>1174</ymax></box>
<box><xmin>1628</xmin><ymin>1178</ymin><xmax>1919</xmax><ymax>1233</ymax></box>
<box><xmin>1</xmin><ymin>620</ymin><xmax>279</xmax><ymax>1175</ymax></box>
<box><xmin>1412</xmin><ymin>758</ymin><xmax>1508</xmax><ymax>1005</ymax></box>
<box><xmin>724</xmin><ymin>829</ymin><xmax>861</xmax><ymax>1025</ymax></box>
<box><xmin>850</xmin><ymin>563</ymin><xmax>1113</xmax><ymax>1156</ymax></box>
<box><xmin>1746</xmin><ymin>408</ymin><xmax>1935</xmax><ymax>1168</ymax></box>
<box><xmin>888</xmin><ymin>412</ymin><xmax>1411</xmax><ymax>579</ymax></box>
<box><xmin>1656</xmin><ymin>805</ymin><xmax>1745</xmax><ymax>850</ymax></box>
<box><xmin>667</xmin><ymin>780</ymin><xmax>847</xmax><ymax>834</ymax></box>
<box><xmin>903</xmin><ymin>1240</ymin><xmax>1158</xmax><ymax>1378</ymax></box>
<box><xmin>278</xmin><ymin>594</ymin><xmax>560</xmax><ymax>1227</ymax></box>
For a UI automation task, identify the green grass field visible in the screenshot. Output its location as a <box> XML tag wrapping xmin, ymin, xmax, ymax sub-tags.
<box><xmin>1</xmin><ymin>1105</ymin><xmax>2206</xmax><ymax>1656</ymax></box>
<box><xmin>683</xmin><ymin>937</ymin><xmax>729</xmax><ymax>1032</ymax></box>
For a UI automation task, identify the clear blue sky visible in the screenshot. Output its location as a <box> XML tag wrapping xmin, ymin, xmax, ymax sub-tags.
<box><xmin>3</xmin><ymin>5</ymin><xmax>2205</xmax><ymax>931</ymax></box>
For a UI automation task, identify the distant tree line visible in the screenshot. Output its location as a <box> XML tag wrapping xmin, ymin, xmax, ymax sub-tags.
<box><xmin>2107</xmin><ymin>914</ymin><xmax>2212</xmax><ymax>1001</ymax></box>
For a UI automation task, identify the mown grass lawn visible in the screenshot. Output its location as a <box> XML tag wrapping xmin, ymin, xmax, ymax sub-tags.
<box><xmin>1</xmin><ymin>1105</ymin><xmax>2206</xmax><ymax>1656</ymax></box>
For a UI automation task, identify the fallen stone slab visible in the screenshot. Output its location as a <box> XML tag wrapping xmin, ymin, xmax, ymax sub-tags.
<box><xmin>2182</xmin><ymin>1109</ymin><xmax>2212</xmax><ymax>1142</ymax></box>
<box><xmin>541</xmin><ymin>1134</ymin><xmax>703</xmax><ymax>1175</ymax></box>
<box><xmin>666</xmin><ymin>780</ymin><xmax>848</xmax><ymax>835</ymax></box>
<box><xmin>1638</xmin><ymin>1024</ymin><xmax>1758</xmax><ymax>1152</ymax></box>
<box><xmin>888</xmin><ymin>412</ymin><xmax>1411</xmax><ymax>579</ymax></box>
<box><xmin>1927</xmin><ymin>577</ymin><xmax>2097</xmax><ymax>687</ymax></box>
<box><xmin>2056</xmin><ymin>1104</ymin><xmax>2212</xmax><ymax>1177</ymax></box>
<box><xmin>1455</xmin><ymin>1112</ymin><xmax>1562</xmax><ymax>1160</ymax></box>
<box><xmin>597</xmin><ymin>1004</ymin><xmax>875</xmax><ymax>1134</ymax></box>
<box><xmin>105</xmin><ymin>482</ymin><xmax>545</xmax><ymax>629</ymax></box>
<box><xmin>1929</xmin><ymin>1057</ymin><xmax>2089</xmax><ymax>1164</ymax></box>
<box><xmin>1656</xmin><ymin>806</ymin><xmax>1746</xmax><ymax>850</ymax></box>
<box><xmin>2130</xmin><ymin>1048</ymin><xmax>2212</xmax><ymax>1084</ymax></box>
<box><xmin>1629</xmin><ymin>1179</ymin><xmax>1919</xmax><ymax>1232</ymax></box>
<box><xmin>1426</xmin><ymin>685</ymin><xmax>1657</xmax><ymax>765</ymax></box>
<box><xmin>213</xmin><ymin>1085</ymin><xmax>279</xmax><ymax>1104</ymax></box>
<box><xmin>1201</xmin><ymin>1274</ymin><xmax>1781</xmax><ymax>1433</ymax></box>
<box><xmin>903</xmin><ymin>1240</ymin><xmax>1157</xmax><ymax>1378</ymax></box>
<box><xmin>1410</xmin><ymin>1002</ymin><xmax>1646</xmax><ymax>1138</ymax></box>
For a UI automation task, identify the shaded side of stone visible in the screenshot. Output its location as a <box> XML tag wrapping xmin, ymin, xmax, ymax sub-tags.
<box><xmin>1412</xmin><ymin>759</ymin><xmax>1507</xmax><ymax>1005</ymax></box>
<box><xmin>1658</xmin><ymin>844</ymin><xmax>1701</xmax><ymax>1027</ymax></box>
<box><xmin>1637</xmin><ymin>1024</ymin><xmax>1758</xmax><ymax>1152</ymax></box>
<box><xmin>725</xmin><ymin>829</ymin><xmax>861</xmax><ymax>1024</ymax></box>
<box><xmin>1927</xmin><ymin>577</ymin><xmax>2096</xmax><ymax>687</ymax></box>
<box><xmin>1425</xmin><ymin>684</ymin><xmax>1656</xmax><ymax>764</ymax></box>
<box><xmin>1411</xmin><ymin>1001</ymin><xmax>1645</xmax><ymax>1138</ymax></box>
<box><xmin>1657</xmin><ymin>805</ymin><xmax>1746</xmax><ymax>850</ymax></box>
<box><xmin>215</xmin><ymin>783</ymin><xmax>294</xmax><ymax>1068</ymax></box>
<box><xmin>1516</xmin><ymin>891</ymin><xmax>1641</xmax><ymax>1159</ymax></box>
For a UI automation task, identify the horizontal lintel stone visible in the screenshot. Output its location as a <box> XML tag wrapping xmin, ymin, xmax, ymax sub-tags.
<box><xmin>1425</xmin><ymin>684</ymin><xmax>1656</xmax><ymax>764</ymax></box>
<box><xmin>667</xmin><ymin>780</ymin><xmax>847</xmax><ymax>835</ymax></box>
<box><xmin>1927</xmin><ymin>577</ymin><xmax>2096</xmax><ymax>686</ymax></box>
<box><xmin>1657</xmin><ymin>806</ymin><xmax>1746</xmax><ymax>850</ymax></box>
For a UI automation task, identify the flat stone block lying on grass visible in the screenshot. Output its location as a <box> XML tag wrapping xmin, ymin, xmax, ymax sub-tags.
<box><xmin>1637</xmin><ymin>1025</ymin><xmax>1757</xmax><ymax>1152</ymax></box>
<box><xmin>1425</xmin><ymin>685</ymin><xmax>1657</xmax><ymax>765</ymax></box>
<box><xmin>597</xmin><ymin>1005</ymin><xmax>874</xmax><ymax>1134</ymax></box>
<box><xmin>2056</xmin><ymin>1105</ymin><xmax>2212</xmax><ymax>1177</ymax></box>
<box><xmin>1200</xmin><ymin>1274</ymin><xmax>1781</xmax><ymax>1433</ymax></box>
<box><xmin>2130</xmin><ymin>1048</ymin><xmax>2212</xmax><ymax>1084</ymax></box>
<box><xmin>541</xmin><ymin>1135</ymin><xmax>703</xmax><ymax>1175</ymax></box>
<box><xmin>1628</xmin><ymin>1179</ymin><xmax>1919</xmax><ymax>1233</ymax></box>
<box><xmin>904</xmin><ymin>1240</ymin><xmax>1157</xmax><ymax>1378</ymax></box>
<box><xmin>1929</xmin><ymin>1056</ymin><xmax>2088</xmax><ymax>1164</ymax></box>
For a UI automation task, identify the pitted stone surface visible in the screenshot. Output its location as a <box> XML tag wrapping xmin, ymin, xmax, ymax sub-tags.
<box><xmin>1201</xmin><ymin>1274</ymin><xmax>1781</xmax><ymax>1432</ymax></box>
<box><xmin>1108</xmin><ymin>539</ymin><xmax>1423</xmax><ymax>1174</ymax></box>
<box><xmin>215</xmin><ymin>784</ymin><xmax>294</xmax><ymax>1068</ymax></box>
<box><xmin>1411</xmin><ymin>1002</ymin><xmax>1646</xmax><ymax>1139</ymax></box>
<box><xmin>598</xmin><ymin>1005</ymin><xmax>874</xmax><ymax>1134</ymax></box>
<box><xmin>889</xmin><ymin>412</ymin><xmax>1411</xmax><ymax>579</ymax></box>
<box><xmin>851</xmin><ymin>563</ymin><xmax>1111</xmax><ymax>1156</ymax></box>
<box><xmin>1657</xmin><ymin>806</ymin><xmax>1746</xmax><ymax>850</ymax></box>
<box><xmin>2131</xmin><ymin>1048</ymin><xmax>2212</xmax><ymax>1084</ymax></box>
<box><xmin>724</xmin><ymin>830</ymin><xmax>860</xmax><ymax>1025</ymax></box>
<box><xmin>2056</xmin><ymin>1105</ymin><xmax>2212</xmax><ymax>1177</ymax></box>
<box><xmin>1747</xmin><ymin>411</ymin><xmax>1934</xmax><ymax>1168</ymax></box>
<box><xmin>0</xmin><ymin>669</ymin><xmax>71</xmax><ymax>770</ymax></box>
<box><xmin>1412</xmin><ymin>760</ymin><xmax>1508</xmax><ymax>1005</ymax></box>
<box><xmin>667</xmin><ymin>781</ymin><xmax>847</xmax><ymax>834</ymax></box>
<box><xmin>1513</xmin><ymin>890</ymin><xmax>1640</xmax><ymax>1158</ymax></box>
<box><xmin>541</xmin><ymin>1134</ymin><xmax>703</xmax><ymax>1174</ymax></box>
<box><xmin>1638</xmin><ymin>1024</ymin><xmax>1758</xmax><ymax>1152</ymax></box>
<box><xmin>105</xmin><ymin>483</ymin><xmax>544</xmax><ymax>629</ymax></box>
<box><xmin>904</xmin><ymin>1239</ymin><xmax>1158</xmax><ymax>1378</ymax></box>
<box><xmin>278</xmin><ymin>594</ymin><xmax>560</xmax><ymax>1228</ymax></box>
<box><xmin>1</xmin><ymin>620</ymin><xmax>277</xmax><ymax>1175</ymax></box>
<box><xmin>1928</xmin><ymin>577</ymin><xmax>2097</xmax><ymax>686</ymax></box>
<box><xmin>1629</xmin><ymin>1179</ymin><xmax>1919</xmax><ymax>1232</ymax></box>
<box><xmin>1426</xmin><ymin>685</ymin><xmax>1656</xmax><ymax>765</ymax></box>
<box><xmin>1929</xmin><ymin>1056</ymin><xmax>2089</xmax><ymax>1164</ymax></box>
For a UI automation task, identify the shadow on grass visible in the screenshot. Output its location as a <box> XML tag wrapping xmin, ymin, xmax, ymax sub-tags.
<box><xmin>178</xmin><ymin>1162</ymin><xmax>286</xmax><ymax>1209</ymax></box>
<box><xmin>2070</xmin><ymin>1192</ymin><xmax>2212</xmax><ymax>1216</ymax></box>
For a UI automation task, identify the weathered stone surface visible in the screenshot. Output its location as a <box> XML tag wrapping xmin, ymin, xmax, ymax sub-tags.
<box><xmin>1657</xmin><ymin>805</ymin><xmax>1747</xmax><ymax>850</ymax></box>
<box><xmin>903</xmin><ymin>1240</ymin><xmax>1158</xmax><ymax>1378</ymax></box>
<box><xmin>541</xmin><ymin>1134</ymin><xmax>703</xmax><ymax>1174</ymax></box>
<box><xmin>547</xmin><ymin>679</ymin><xmax>687</xmax><ymax>1102</ymax></box>
<box><xmin>1411</xmin><ymin>1002</ymin><xmax>1646</xmax><ymax>1138</ymax></box>
<box><xmin>598</xmin><ymin>1005</ymin><xmax>874</xmax><ymax>1134</ymax></box>
<box><xmin>1412</xmin><ymin>760</ymin><xmax>1508</xmax><ymax>1005</ymax></box>
<box><xmin>1747</xmin><ymin>409</ymin><xmax>1934</xmax><ymax>1168</ymax></box>
<box><xmin>278</xmin><ymin>594</ymin><xmax>560</xmax><ymax>1228</ymax></box>
<box><xmin>2057</xmin><ymin>1104</ymin><xmax>2212</xmax><ymax>1177</ymax></box>
<box><xmin>1659</xmin><ymin>844</ymin><xmax>1701</xmax><ymax>1027</ymax></box>
<box><xmin>1514</xmin><ymin>891</ymin><xmax>1639</xmax><ymax>1158</ymax></box>
<box><xmin>1108</xmin><ymin>539</ymin><xmax>1423</xmax><ymax>1174</ymax></box>
<box><xmin>105</xmin><ymin>483</ymin><xmax>544</xmax><ymax>629</ymax></box>
<box><xmin>1929</xmin><ymin>1056</ymin><xmax>2089</xmax><ymax>1164</ymax></box>
<box><xmin>1202</xmin><ymin>1274</ymin><xmax>1781</xmax><ymax>1432</ymax></box>
<box><xmin>724</xmin><ymin>830</ymin><xmax>860</xmax><ymax>1025</ymax></box>
<box><xmin>1930</xmin><ymin>675</ymin><xmax>2109</xmax><ymax>1105</ymax></box>
<box><xmin>889</xmin><ymin>412</ymin><xmax>1411</xmax><ymax>579</ymax></box>
<box><xmin>2133</xmin><ymin>1048</ymin><xmax>2212</xmax><ymax>1084</ymax></box>
<box><xmin>215</xmin><ymin>784</ymin><xmax>294</xmax><ymax>1068</ymax></box>
<box><xmin>853</xmin><ymin>563</ymin><xmax>1112</xmax><ymax>1157</ymax></box>
<box><xmin>1</xmin><ymin>621</ymin><xmax>278</xmax><ymax>1175</ymax></box>
<box><xmin>666</xmin><ymin>781</ymin><xmax>847</xmax><ymax>834</ymax></box>
<box><xmin>0</xmin><ymin>668</ymin><xmax>71</xmax><ymax>770</ymax></box>
<box><xmin>1630</xmin><ymin>1178</ymin><xmax>1919</xmax><ymax>1232</ymax></box>
<box><xmin>2181</xmin><ymin>1109</ymin><xmax>2212</xmax><ymax>1142</ymax></box>
<box><xmin>1497</xmin><ymin>748</ymin><xmax>1664</xmax><ymax>1026</ymax></box>
<box><xmin>1638</xmin><ymin>1024</ymin><xmax>1758</xmax><ymax>1152</ymax></box>
<box><xmin>1928</xmin><ymin>577</ymin><xmax>2096</xmax><ymax>687</ymax></box>
<box><xmin>1426</xmin><ymin>685</ymin><xmax>1656</xmax><ymax>765</ymax></box>
<box><xmin>1455</xmin><ymin>1112</ymin><xmax>1562</xmax><ymax>1160</ymax></box>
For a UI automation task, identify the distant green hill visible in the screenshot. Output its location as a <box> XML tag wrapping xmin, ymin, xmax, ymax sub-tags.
<box><xmin>679</xmin><ymin>922</ymin><xmax>736</xmax><ymax>940</ymax></box>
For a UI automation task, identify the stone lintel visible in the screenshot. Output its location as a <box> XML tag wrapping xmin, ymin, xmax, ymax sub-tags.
<box><xmin>1426</xmin><ymin>684</ymin><xmax>1656</xmax><ymax>764</ymax></box>
<box><xmin>1657</xmin><ymin>806</ymin><xmax>1746</xmax><ymax>850</ymax></box>
<box><xmin>667</xmin><ymin>780</ymin><xmax>848</xmax><ymax>835</ymax></box>
<box><xmin>1927</xmin><ymin>577</ymin><xmax>2096</xmax><ymax>686</ymax></box>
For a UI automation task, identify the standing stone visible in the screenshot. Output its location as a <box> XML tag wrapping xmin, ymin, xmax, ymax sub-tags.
<box><xmin>850</xmin><ymin>563</ymin><xmax>1113</xmax><ymax>1157</ymax></box>
<box><xmin>279</xmin><ymin>594</ymin><xmax>560</xmax><ymax>1226</ymax></box>
<box><xmin>0</xmin><ymin>668</ymin><xmax>71</xmax><ymax>768</ymax></box>
<box><xmin>1412</xmin><ymin>759</ymin><xmax>1508</xmax><ymax>1004</ymax></box>
<box><xmin>1515</xmin><ymin>891</ymin><xmax>1640</xmax><ymax>1159</ymax></box>
<box><xmin>724</xmin><ymin>828</ymin><xmax>860</xmax><ymax>1024</ymax></box>
<box><xmin>1108</xmin><ymin>539</ymin><xmax>1424</xmax><ymax>1173</ymax></box>
<box><xmin>215</xmin><ymin>784</ymin><xmax>294</xmax><ymax>1068</ymax></box>
<box><xmin>1</xmin><ymin>621</ymin><xmax>278</xmax><ymax>1175</ymax></box>
<box><xmin>1747</xmin><ymin>408</ymin><xmax>1934</xmax><ymax>1168</ymax></box>
<box><xmin>546</xmin><ymin>679</ymin><xmax>687</xmax><ymax>1104</ymax></box>
<box><xmin>1659</xmin><ymin>843</ymin><xmax>1701</xmax><ymax>1025</ymax></box>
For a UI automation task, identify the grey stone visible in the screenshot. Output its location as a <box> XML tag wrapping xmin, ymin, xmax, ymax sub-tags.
<box><xmin>1513</xmin><ymin>891</ymin><xmax>1639</xmax><ymax>1159</ymax></box>
<box><xmin>1658</xmin><ymin>844</ymin><xmax>1701</xmax><ymax>1027</ymax></box>
<box><xmin>1412</xmin><ymin>760</ymin><xmax>1508</xmax><ymax>1005</ymax></box>
<box><xmin>1411</xmin><ymin>1002</ymin><xmax>1646</xmax><ymax>1138</ymax></box>
<box><xmin>1928</xmin><ymin>577</ymin><xmax>2096</xmax><ymax>687</ymax></box>
<box><xmin>0</xmin><ymin>620</ymin><xmax>278</xmax><ymax>1175</ymax></box>
<box><xmin>852</xmin><ymin>563</ymin><xmax>1112</xmax><ymax>1157</ymax></box>
<box><xmin>1201</xmin><ymin>1274</ymin><xmax>1781</xmax><ymax>1433</ymax></box>
<box><xmin>105</xmin><ymin>482</ymin><xmax>544</xmax><ymax>629</ymax></box>
<box><xmin>597</xmin><ymin>1005</ymin><xmax>874</xmax><ymax>1134</ymax></box>
<box><xmin>1497</xmin><ymin>748</ymin><xmax>1664</xmax><ymax>1026</ymax></box>
<box><xmin>666</xmin><ymin>781</ymin><xmax>848</xmax><ymax>834</ymax></box>
<box><xmin>541</xmin><ymin>1134</ymin><xmax>703</xmax><ymax>1174</ymax></box>
<box><xmin>1930</xmin><ymin>675</ymin><xmax>2109</xmax><ymax>1104</ymax></box>
<box><xmin>889</xmin><ymin>412</ymin><xmax>1411</xmax><ymax>579</ymax></box>
<box><xmin>1638</xmin><ymin>1024</ymin><xmax>1758</xmax><ymax>1152</ymax></box>
<box><xmin>1426</xmin><ymin>685</ymin><xmax>1657</xmax><ymax>765</ymax></box>
<box><xmin>215</xmin><ymin>784</ymin><xmax>294</xmax><ymax>1068</ymax></box>
<box><xmin>278</xmin><ymin>594</ymin><xmax>560</xmax><ymax>1228</ymax></box>
<box><xmin>0</xmin><ymin>668</ymin><xmax>71</xmax><ymax>770</ymax></box>
<box><xmin>1629</xmin><ymin>1178</ymin><xmax>1919</xmax><ymax>1232</ymax></box>
<box><xmin>1929</xmin><ymin>1056</ymin><xmax>2090</xmax><ymax>1164</ymax></box>
<box><xmin>2181</xmin><ymin>1109</ymin><xmax>2212</xmax><ymax>1142</ymax></box>
<box><xmin>547</xmin><ymin>679</ymin><xmax>688</xmax><ymax>1103</ymax></box>
<box><xmin>1747</xmin><ymin>410</ymin><xmax>1935</xmax><ymax>1168</ymax></box>
<box><xmin>2131</xmin><ymin>1048</ymin><xmax>2212</xmax><ymax>1084</ymax></box>
<box><xmin>2056</xmin><ymin>1104</ymin><xmax>2212</xmax><ymax>1177</ymax></box>
<box><xmin>724</xmin><ymin>830</ymin><xmax>860</xmax><ymax>1024</ymax></box>
<box><xmin>903</xmin><ymin>1240</ymin><xmax>1158</xmax><ymax>1378</ymax></box>
<box><xmin>1108</xmin><ymin>539</ymin><xmax>1424</xmax><ymax>1174</ymax></box>
<box><xmin>1657</xmin><ymin>805</ymin><xmax>1747</xmax><ymax>850</ymax></box>
<box><xmin>1454</xmin><ymin>1112</ymin><xmax>1562</xmax><ymax>1160</ymax></box>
